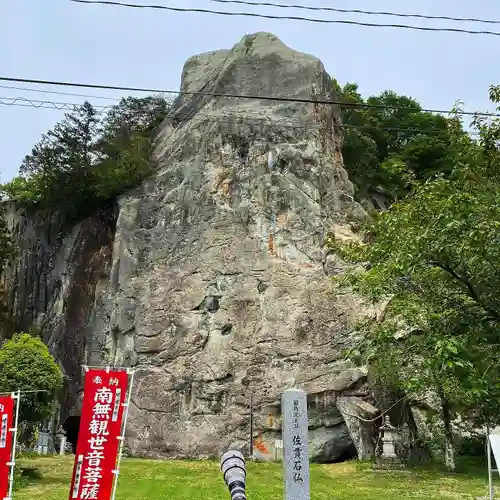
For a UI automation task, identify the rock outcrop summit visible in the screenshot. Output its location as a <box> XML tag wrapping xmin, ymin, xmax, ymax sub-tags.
<box><xmin>4</xmin><ymin>32</ymin><xmax>377</xmax><ymax>461</ymax></box>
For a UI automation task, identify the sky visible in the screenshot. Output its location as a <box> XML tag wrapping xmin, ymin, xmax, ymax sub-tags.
<box><xmin>1</xmin><ymin>0</ymin><xmax>500</xmax><ymax>183</ymax></box>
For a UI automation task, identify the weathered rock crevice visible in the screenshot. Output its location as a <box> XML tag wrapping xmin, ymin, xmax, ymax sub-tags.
<box><xmin>2</xmin><ymin>203</ymin><xmax>116</xmax><ymax>420</ymax></box>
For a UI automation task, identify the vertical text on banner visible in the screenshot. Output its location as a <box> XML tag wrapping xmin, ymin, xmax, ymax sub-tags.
<box><xmin>68</xmin><ymin>369</ymin><xmax>129</xmax><ymax>500</ymax></box>
<box><xmin>0</xmin><ymin>395</ymin><xmax>14</xmax><ymax>500</ymax></box>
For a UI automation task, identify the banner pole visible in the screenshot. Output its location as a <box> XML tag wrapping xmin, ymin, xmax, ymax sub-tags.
<box><xmin>6</xmin><ymin>391</ymin><xmax>21</xmax><ymax>500</ymax></box>
<box><xmin>110</xmin><ymin>369</ymin><xmax>135</xmax><ymax>500</ymax></box>
<box><xmin>487</xmin><ymin>435</ymin><xmax>494</xmax><ymax>500</ymax></box>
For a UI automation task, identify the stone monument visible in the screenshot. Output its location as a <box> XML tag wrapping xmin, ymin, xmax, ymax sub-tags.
<box><xmin>36</xmin><ymin>426</ymin><xmax>53</xmax><ymax>455</ymax></box>
<box><xmin>282</xmin><ymin>388</ymin><xmax>310</xmax><ymax>500</ymax></box>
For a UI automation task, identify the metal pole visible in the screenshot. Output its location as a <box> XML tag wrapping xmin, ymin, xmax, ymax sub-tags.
<box><xmin>7</xmin><ymin>391</ymin><xmax>21</xmax><ymax>500</ymax></box>
<box><xmin>249</xmin><ymin>393</ymin><xmax>253</xmax><ymax>460</ymax></box>
<box><xmin>0</xmin><ymin>390</ymin><xmax>48</xmax><ymax>395</ymax></box>
<box><xmin>110</xmin><ymin>369</ymin><xmax>135</xmax><ymax>500</ymax></box>
<box><xmin>487</xmin><ymin>435</ymin><xmax>494</xmax><ymax>500</ymax></box>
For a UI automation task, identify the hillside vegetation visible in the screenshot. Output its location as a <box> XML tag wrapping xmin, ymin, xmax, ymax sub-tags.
<box><xmin>333</xmin><ymin>80</ymin><xmax>465</xmax><ymax>203</ymax></box>
<box><xmin>331</xmin><ymin>84</ymin><xmax>500</xmax><ymax>470</ymax></box>
<box><xmin>0</xmin><ymin>96</ymin><xmax>170</xmax><ymax>217</ymax></box>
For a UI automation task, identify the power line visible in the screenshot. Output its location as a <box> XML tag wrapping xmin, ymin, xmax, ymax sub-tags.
<box><xmin>0</xmin><ymin>96</ymin><xmax>111</xmax><ymax>111</ymax></box>
<box><xmin>0</xmin><ymin>75</ymin><xmax>177</xmax><ymax>98</ymax></box>
<box><xmin>0</xmin><ymin>95</ymin><xmax>480</xmax><ymax>136</ymax></box>
<box><xmin>69</xmin><ymin>0</ymin><xmax>500</xmax><ymax>38</ymax></box>
<box><xmin>205</xmin><ymin>0</ymin><xmax>500</xmax><ymax>26</ymax></box>
<box><xmin>0</xmin><ymin>75</ymin><xmax>498</xmax><ymax>118</ymax></box>
<box><xmin>0</xmin><ymin>84</ymin><xmax>121</xmax><ymax>101</ymax></box>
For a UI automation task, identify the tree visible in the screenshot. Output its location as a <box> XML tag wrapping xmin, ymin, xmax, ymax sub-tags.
<box><xmin>92</xmin><ymin>95</ymin><xmax>170</xmax><ymax>202</ymax></box>
<box><xmin>0</xmin><ymin>333</ymin><xmax>63</xmax><ymax>423</ymax></box>
<box><xmin>22</xmin><ymin>101</ymin><xmax>98</xmax><ymax>177</ymax></box>
<box><xmin>1</xmin><ymin>95</ymin><xmax>170</xmax><ymax>216</ymax></box>
<box><xmin>19</xmin><ymin>101</ymin><xmax>99</xmax><ymax>214</ymax></box>
<box><xmin>92</xmin><ymin>134</ymin><xmax>154</xmax><ymax>202</ymax></box>
<box><xmin>330</xmin><ymin>94</ymin><xmax>500</xmax><ymax>470</ymax></box>
<box><xmin>96</xmin><ymin>95</ymin><xmax>169</xmax><ymax>159</ymax></box>
<box><xmin>333</xmin><ymin>81</ymin><xmax>463</xmax><ymax>202</ymax></box>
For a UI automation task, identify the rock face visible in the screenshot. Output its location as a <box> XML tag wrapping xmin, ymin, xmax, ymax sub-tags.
<box><xmin>2</xmin><ymin>204</ymin><xmax>114</xmax><ymax>419</ymax></box>
<box><xmin>3</xmin><ymin>32</ymin><xmax>380</xmax><ymax>460</ymax></box>
<box><xmin>337</xmin><ymin>396</ymin><xmax>379</xmax><ymax>460</ymax></box>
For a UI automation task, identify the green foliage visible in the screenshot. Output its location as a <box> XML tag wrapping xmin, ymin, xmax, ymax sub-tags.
<box><xmin>456</xmin><ymin>435</ymin><xmax>486</xmax><ymax>457</ymax></box>
<box><xmin>0</xmin><ymin>333</ymin><xmax>63</xmax><ymax>423</ymax></box>
<box><xmin>0</xmin><ymin>176</ymin><xmax>44</xmax><ymax>206</ymax></box>
<box><xmin>1</xmin><ymin>95</ymin><xmax>170</xmax><ymax>216</ymax></box>
<box><xmin>97</xmin><ymin>95</ymin><xmax>168</xmax><ymax>153</ymax></box>
<box><xmin>92</xmin><ymin>134</ymin><xmax>154</xmax><ymax>200</ymax></box>
<box><xmin>331</xmin><ymin>89</ymin><xmax>500</xmax><ymax>440</ymax></box>
<box><xmin>333</xmin><ymin>81</ymin><xmax>463</xmax><ymax>201</ymax></box>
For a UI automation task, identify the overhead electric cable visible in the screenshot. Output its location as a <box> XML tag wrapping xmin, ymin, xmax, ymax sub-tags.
<box><xmin>205</xmin><ymin>0</ymin><xmax>500</xmax><ymax>26</ymax></box>
<box><xmin>0</xmin><ymin>75</ymin><xmax>498</xmax><ymax>118</ymax></box>
<box><xmin>0</xmin><ymin>96</ymin><xmax>111</xmax><ymax>111</ymax></box>
<box><xmin>68</xmin><ymin>0</ymin><xmax>500</xmax><ymax>38</ymax></box>
<box><xmin>0</xmin><ymin>84</ymin><xmax>122</xmax><ymax>101</ymax></box>
<box><xmin>0</xmin><ymin>95</ymin><xmax>480</xmax><ymax>136</ymax></box>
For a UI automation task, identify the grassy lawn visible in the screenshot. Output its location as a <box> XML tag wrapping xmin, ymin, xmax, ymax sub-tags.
<box><xmin>14</xmin><ymin>455</ymin><xmax>496</xmax><ymax>500</ymax></box>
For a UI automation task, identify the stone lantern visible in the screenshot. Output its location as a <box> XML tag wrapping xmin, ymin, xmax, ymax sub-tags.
<box><xmin>381</xmin><ymin>415</ymin><xmax>398</xmax><ymax>458</ymax></box>
<box><xmin>55</xmin><ymin>426</ymin><xmax>67</xmax><ymax>455</ymax></box>
<box><xmin>373</xmin><ymin>415</ymin><xmax>405</xmax><ymax>470</ymax></box>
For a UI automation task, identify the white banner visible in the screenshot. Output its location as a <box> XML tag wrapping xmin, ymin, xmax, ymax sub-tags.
<box><xmin>489</xmin><ymin>434</ymin><xmax>500</xmax><ymax>476</ymax></box>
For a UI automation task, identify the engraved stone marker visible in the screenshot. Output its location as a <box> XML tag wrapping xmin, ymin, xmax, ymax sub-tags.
<box><xmin>282</xmin><ymin>388</ymin><xmax>310</xmax><ymax>500</ymax></box>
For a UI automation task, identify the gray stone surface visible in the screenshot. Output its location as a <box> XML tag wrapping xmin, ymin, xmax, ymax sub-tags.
<box><xmin>309</xmin><ymin>424</ymin><xmax>355</xmax><ymax>463</ymax></box>
<box><xmin>282</xmin><ymin>389</ymin><xmax>310</xmax><ymax>500</ymax></box>
<box><xmin>336</xmin><ymin>396</ymin><xmax>378</xmax><ymax>460</ymax></box>
<box><xmin>3</xmin><ymin>32</ymin><xmax>379</xmax><ymax>460</ymax></box>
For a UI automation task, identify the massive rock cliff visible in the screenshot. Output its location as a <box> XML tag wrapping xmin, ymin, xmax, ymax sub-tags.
<box><xmin>3</xmin><ymin>32</ymin><xmax>383</xmax><ymax>461</ymax></box>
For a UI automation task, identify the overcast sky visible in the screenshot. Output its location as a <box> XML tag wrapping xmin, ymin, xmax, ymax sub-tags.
<box><xmin>1</xmin><ymin>0</ymin><xmax>500</xmax><ymax>183</ymax></box>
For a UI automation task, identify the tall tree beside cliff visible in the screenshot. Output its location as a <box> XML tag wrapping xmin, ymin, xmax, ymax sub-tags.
<box><xmin>92</xmin><ymin>95</ymin><xmax>170</xmax><ymax>201</ymax></box>
<box><xmin>97</xmin><ymin>95</ymin><xmax>169</xmax><ymax>156</ymax></box>
<box><xmin>0</xmin><ymin>96</ymin><xmax>170</xmax><ymax>215</ymax></box>
<box><xmin>331</xmin><ymin>92</ymin><xmax>500</xmax><ymax>470</ymax></box>
<box><xmin>22</xmin><ymin>101</ymin><xmax>99</xmax><ymax>213</ymax></box>
<box><xmin>333</xmin><ymin>81</ymin><xmax>462</xmax><ymax>202</ymax></box>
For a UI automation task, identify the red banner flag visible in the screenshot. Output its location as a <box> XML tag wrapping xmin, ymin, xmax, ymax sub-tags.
<box><xmin>69</xmin><ymin>369</ymin><xmax>129</xmax><ymax>500</ymax></box>
<box><xmin>0</xmin><ymin>395</ymin><xmax>14</xmax><ymax>500</ymax></box>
